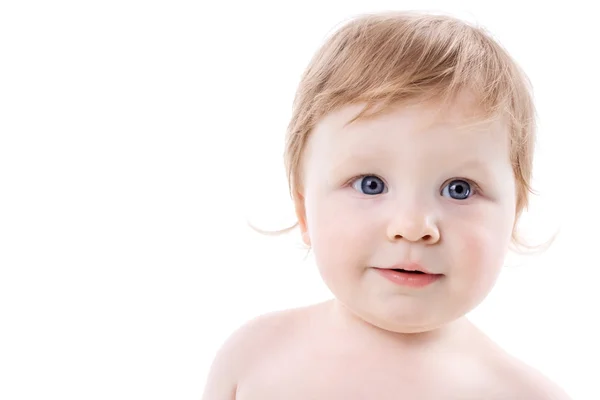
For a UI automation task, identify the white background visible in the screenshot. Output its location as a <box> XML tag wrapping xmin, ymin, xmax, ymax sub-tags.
<box><xmin>1</xmin><ymin>1</ymin><xmax>597</xmax><ymax>399</ymax></box>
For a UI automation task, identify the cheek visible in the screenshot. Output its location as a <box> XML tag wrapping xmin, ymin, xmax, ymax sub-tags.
<box><xmin>450</xmin><ymin>216</ymin><xmax>511</xmax><ymax>295</ymax></box>
<box><xmin>463</xmin><ymin>230</ymin><xmax>505</xmax><ymax>268</ymax></box>
<box><xmin>306</xmin><ymin>195</ymin><xmax>370</xmax><ymax>272</ymax></box>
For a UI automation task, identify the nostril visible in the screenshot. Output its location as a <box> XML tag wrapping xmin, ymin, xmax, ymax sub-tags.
<box><xmin>391</xmin><ymin>234</ymin><xmax>436</xmax><ymax>242</ymax></box>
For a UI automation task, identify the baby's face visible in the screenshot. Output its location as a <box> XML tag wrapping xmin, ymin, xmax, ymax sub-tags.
<box><xmin>297</xmin><ymin>97</ymin><xmax>517</xmax><ymax>333</ymax></box>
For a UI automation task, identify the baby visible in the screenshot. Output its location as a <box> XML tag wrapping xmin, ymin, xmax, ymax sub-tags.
<box><xmin>202</xmin><ymin>11</ymin><xmax>571</xmax><ymax>400</ymax></box>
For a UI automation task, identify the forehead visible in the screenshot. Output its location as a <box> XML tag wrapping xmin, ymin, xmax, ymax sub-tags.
<box><xmin>304</xmin><ymin>99</ymin><xmax>510</xmax><ymax>165</ymax></box>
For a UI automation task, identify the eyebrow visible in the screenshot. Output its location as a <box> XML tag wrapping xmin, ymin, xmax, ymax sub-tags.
<box><xmin>327</xmin><ymin>154</ymin><xmax>497</xmax><ymax>180</ymax></box>
<box><xmin>450</xmin><ymin>159</ymin><xmax>499</xmax><ymax>183</ymax></box>
<box><xmin>454</xmin><ymin>158</ymin><xmax>489</xmax><ymax>170</ymax></box>
<box><xmin>328</xmin><ymin>152</ymin><xmax>385</xmax><ymax>175</ymax></box>
<box><xmin>455</xmin><ymin>158</ymin><xmax>497</xmax><ymax>172</ymax></box>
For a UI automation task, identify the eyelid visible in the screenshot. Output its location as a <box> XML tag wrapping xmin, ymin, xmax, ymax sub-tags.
<box><xmin>440</xmin><ymin>177</ymin><xmax>481</xmax><ymax>196</ymax></box>
<box><xmin>347</xmin><ymin>173</ymin><xmax>386</xmax><ymax>186</ymax></box>
<box><xmin>346</xmin><ymin>175</ymin><xmax>481</xmax><ymax>196</ymax></box>
<box><xmin>348</xmin><ymin>174</ymin><xmax>388</xmax><ymax>194</ymax></box>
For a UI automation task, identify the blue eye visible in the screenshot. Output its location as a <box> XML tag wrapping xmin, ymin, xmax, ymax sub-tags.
<box><xmin>352</xmin><ymin>175</ymin><xmax>386</xmax><ymax>195</ymax></box>
<box><xmin>441</xmin><ymin>179</ymin><xmax>472</xmax><ymax>200</ymax></box>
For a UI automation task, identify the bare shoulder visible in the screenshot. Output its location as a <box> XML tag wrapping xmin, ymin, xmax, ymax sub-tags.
<box><xmin>487</xmin><ymin>349</ymin><xmax>572</xmax><ymax>399</ymax></box>
<box><xmin>201</xmin><ymin>304</ymin><xmax>317</xmax><ymax>400</ymax></box>
<box><xmin>456</xmin><ymin>324</ymin><xmax>572</xmax><ymax>399</ymax></box>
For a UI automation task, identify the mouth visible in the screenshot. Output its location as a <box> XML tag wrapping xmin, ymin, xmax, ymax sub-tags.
<box><xmin>381</xmin><ymin>262</ymin><xmax>438</xmax><ymax>275</ymax></box>
<box><xmin>390</xmin><ymin>268</ymin><xmax>426</xmax><ymax>274</ymax></box>
<box><xmin>374</xmin><ymin>266</ymin><xmax>442</xmax><ymax>288</ymax></box>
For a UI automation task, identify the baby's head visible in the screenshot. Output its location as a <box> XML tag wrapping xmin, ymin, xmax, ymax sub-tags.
<box><xmin>283</xmin><ymin>12</ymin><xmax>536</xmax><ymax>333</ymax></box>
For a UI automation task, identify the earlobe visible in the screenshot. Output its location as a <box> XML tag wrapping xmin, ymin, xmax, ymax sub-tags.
<box><xmin>301</xmin><ymin>231</ymin><xmax>311</xmax><ymax>246</ymax></box>
<box><xmin>294</xmin><ymin>191</ymin><xmax>311</xmax><ymax>246</ymax></box>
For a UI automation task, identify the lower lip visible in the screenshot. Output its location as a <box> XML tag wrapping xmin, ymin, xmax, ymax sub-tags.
<box><xmin>374</xmin><ymin>268</ymin><xmax>442</xmax><ymax>288</ymax></box>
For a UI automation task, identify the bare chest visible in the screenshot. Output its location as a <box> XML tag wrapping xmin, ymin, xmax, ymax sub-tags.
<box><xmin>236</xmin><ymin>347</ymin><xmax>492</xmax><ymax>400</ymax></box>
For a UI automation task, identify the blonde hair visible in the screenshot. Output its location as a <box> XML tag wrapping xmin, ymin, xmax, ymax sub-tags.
<box><xmin>265</xmin><ymin>11</ymin><xmax>548</xmax><ymax>252</ymax></box>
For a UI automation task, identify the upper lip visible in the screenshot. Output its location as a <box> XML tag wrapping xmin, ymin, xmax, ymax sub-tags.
<box><xmin>378</xmin><ymin>263</ymin><xmax>440</xmax><ymax>275</ymax></box>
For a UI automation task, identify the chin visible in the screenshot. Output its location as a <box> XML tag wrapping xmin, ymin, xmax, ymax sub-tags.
<box><xmin>354</xmin><ymin>297</ymin><xmax>471</xmax><ymax>335</ymax></box>
<box><xmin>370</xmin><ymin>313</ymin><xmax>449</xmax><ymax>334</ymax></box>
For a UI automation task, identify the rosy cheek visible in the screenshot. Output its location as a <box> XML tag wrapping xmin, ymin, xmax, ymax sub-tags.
<box><xmin>310</xmin><ymin>202</ymin><xmax>362</xmax><ymax>267</ymax></box>
<box><xmin>458</xmin><ymin>226</ymin><xmax>506</xmax><ymax>287</ymax></box>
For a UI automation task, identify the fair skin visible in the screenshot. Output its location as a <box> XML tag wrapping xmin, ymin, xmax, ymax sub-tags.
<box><xmin>202</xmin><ymin>97</ymin><xmax>571</xmax><ymax>399</ymax></box>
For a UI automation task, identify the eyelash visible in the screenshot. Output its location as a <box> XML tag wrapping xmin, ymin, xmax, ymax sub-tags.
<box><xmin>347</xmin><ymin>174</ymin><xmax>482</xmax><ymax>197</ymax></box>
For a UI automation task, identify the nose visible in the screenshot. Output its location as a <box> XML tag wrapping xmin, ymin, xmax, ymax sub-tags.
<box><xmin>386</xmin><ymin>209</ymin><xmax>440</xmax><ymax>244</ymax></box>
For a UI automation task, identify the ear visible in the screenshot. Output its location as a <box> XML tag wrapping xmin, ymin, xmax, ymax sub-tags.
<box><xmin>294</xmin><ymin>190</ymin><xmax>311</xmax><ymax>246</ymax></box>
